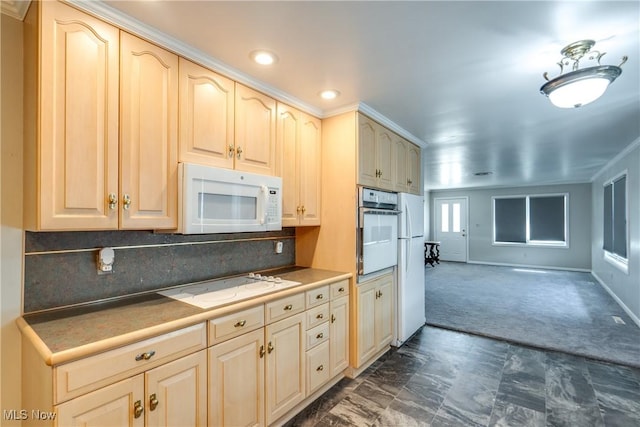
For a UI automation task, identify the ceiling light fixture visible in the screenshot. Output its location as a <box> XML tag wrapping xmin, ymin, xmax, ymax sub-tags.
<box><xmin>319</xmin><ymin>90</ymin><xmax>340</xmax><ymax>100</ymax></box>
<box><xmin>250</xmin><ymin>50</ymin><xmax>278</xmax><ymax>65</ymax></box>
<box><xmin>540</xmin><ymin>40</ymin><xmax>627</xmax><ymax>108</ymax></box>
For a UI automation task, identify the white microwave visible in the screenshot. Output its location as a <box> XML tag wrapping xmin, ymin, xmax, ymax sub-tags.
<box><xmin>180</xmin><ymin>163</ymin><xmax>282</xmax><ymax>234</ymax></box>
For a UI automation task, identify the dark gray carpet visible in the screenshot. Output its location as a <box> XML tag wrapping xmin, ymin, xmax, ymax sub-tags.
<box><xmin>425</xmin><ymin>262</ymin><xmax>640</xmax><ymax>368</ymax></box>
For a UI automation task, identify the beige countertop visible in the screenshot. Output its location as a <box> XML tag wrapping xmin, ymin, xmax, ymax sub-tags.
<box><xmin>18</xmin><ymin>268</ymin><xmax>351</xmax><ymax>366</ymax></box>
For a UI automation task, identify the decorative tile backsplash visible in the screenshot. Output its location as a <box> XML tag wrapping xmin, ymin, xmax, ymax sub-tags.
<box><xmin>24</xmin><ymin>229</ymin><xmax>296</xmax><ymax>313</ymax></box>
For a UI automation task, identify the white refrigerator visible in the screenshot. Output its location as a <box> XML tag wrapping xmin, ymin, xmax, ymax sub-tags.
<box><xmin>394</xmin><ymin>192</ymin><xmax>426</xmax><ymax>346</ymax></box>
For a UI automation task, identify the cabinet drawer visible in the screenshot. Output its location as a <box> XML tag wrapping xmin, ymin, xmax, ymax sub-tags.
<box><xmin>209</xmin><ymin>305</ymin><xmax>264</xmax><ymax>345</ymax></box>
<box><xmin>265</xmin><ymin>293</ymin><xmax>305</xmax><ymax>324</ymax></box>
<box><xmin>54</xmin><ymin>323</ymin><xmax>206</xmax><ymax>404</ymax></box>
<box><xmin>330</xmin><ymin>280</ymin><xmax>349</xmax><ymax>299</ymax></box>
<box><xmin>306</xmin><ymin>322</ymin><xmax>329</xmax><ymax>349</ymax></box>
<box><xmin>306</xmin><ymin>285</ymin><xmax>329</xmax><ymax>308</ymax></box>
<box><xmin>306</xmin><ymin>341</ymin><xmax>330</xmax><ymax>395</ymax></box>
<box><xmin>306</xmin><ymin>304</ymin><xmax>329</xmax><ymax>330</ymax></box>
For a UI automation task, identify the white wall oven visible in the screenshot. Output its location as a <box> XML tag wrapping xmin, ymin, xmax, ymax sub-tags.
<box><xmin>357</xmin><ymin>187</ymin><xmax>400</xmax><ymax>276</ymax></box>
<box><xmin>180</xmin><ymin>163</ymin><xmax>282</xmax><ymax>234</ymax></box>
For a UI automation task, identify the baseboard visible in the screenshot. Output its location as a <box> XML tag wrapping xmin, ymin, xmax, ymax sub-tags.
<box><xmin>467</xmin><ymin>260</ymin><xmax>591</xmax><ymax>273</ymax></box>
<box><xmin>591</xmin><ymin>271</ymin><xmax>640</xmax><ymax>328</ymax></box>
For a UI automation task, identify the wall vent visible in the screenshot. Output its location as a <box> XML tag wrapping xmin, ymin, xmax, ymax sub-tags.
<box><xmin>612</xmin><ymin>316</ymin><xmax>626</xmax><ymax>325</ymax></box>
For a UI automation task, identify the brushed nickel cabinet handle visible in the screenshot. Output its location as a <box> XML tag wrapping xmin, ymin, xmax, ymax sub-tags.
<box><xmin>135</xmin><ymin>350</ymin><xmax>155</xmax><ymax>361</ymax></box>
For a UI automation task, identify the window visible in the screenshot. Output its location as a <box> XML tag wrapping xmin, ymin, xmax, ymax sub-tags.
<box><xmin>493</xmin><ymin>194</ymin><xmax>567</xmax><ymax>246</ymax></box>
<box><xmin>603</xmin><ymin>174</ymin><xmax>627</xmax><ymax>267</ymax></box>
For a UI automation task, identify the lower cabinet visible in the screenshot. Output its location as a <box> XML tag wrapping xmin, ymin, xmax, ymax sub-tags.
<box><xmin>354</xmin><ymin>273</ymin><xmax>394</xmax><ymax>368</ymax></box>
<box><xmin>55</xmin><ymin>349</ymin><xmax>207</xmax><ymax>427</ymax></box>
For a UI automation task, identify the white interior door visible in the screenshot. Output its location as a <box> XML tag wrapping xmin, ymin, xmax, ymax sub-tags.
<box><xmin>434</xmin><ymin>198</ymin><xmax>468</xmax><ymax>262</ymax></box>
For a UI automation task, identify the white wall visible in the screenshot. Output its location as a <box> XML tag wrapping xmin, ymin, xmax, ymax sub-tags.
<box><xmin>591</xmin><ymin>141</ymin><xmax>640</xmax><ymax>323</ymax></box>
<box><xmin>429</xmin><ymin>183</ymin><xmax>592</xmax><ymax>270</ymax></box>
<box><xmin>1</xmin><ymin>13</ymin><xmax>24</xmax><ymax>423</ymax></box>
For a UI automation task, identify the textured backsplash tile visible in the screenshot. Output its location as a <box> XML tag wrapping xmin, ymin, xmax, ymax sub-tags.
<box><xmin>24</xmin><ymin>229</ymin><xmax>296</xmax><ymax>313</ymax></box>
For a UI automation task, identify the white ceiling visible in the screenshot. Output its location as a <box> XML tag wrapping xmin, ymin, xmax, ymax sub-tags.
<box><xmin>93</xmin><ymin>1</ymin><xmax>639</xmax><ymax>191</ymax></box>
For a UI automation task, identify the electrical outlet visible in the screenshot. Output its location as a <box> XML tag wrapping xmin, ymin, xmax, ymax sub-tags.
<box><xmin>97</xmin><ymin>247</ymin><xmax>115</xmax><ymax>275</ymax></box>
<box><xmin>275</xmin><ymin>241</ymin><xmax>283</xmax><ymax>254</ymax></box>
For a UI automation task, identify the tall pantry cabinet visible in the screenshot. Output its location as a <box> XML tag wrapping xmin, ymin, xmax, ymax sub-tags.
<box><xmin>24</xmin><ymin>1</ymin><xmax>178</xmax><ymax>231</ymax></box>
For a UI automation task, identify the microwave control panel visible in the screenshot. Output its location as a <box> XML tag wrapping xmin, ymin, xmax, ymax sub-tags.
<box><xmin>266</xmin><ymin>188</ymin><xmax>280</xmax><ymax>224</ymax></box>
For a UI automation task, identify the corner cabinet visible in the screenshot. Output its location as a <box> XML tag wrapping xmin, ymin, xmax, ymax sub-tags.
<box><xmin>353</xmin><ymin>272</ymin><xmax>394</xmax><ymax>369</ymax></box>
<box><xmin>24</xmin><ymin>1</ymin><xmax>178</xmax><ymax>231</ymax></box>
<box><xmin>277</xmin><ymin>103</ymin><xmax>322</xmax><ymax>227</ymax></box>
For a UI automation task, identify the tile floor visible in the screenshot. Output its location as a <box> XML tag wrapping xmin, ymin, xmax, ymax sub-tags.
<box><xmin>285</xmin><ymin>326</ymin><xmax>640</xmax><ymax>427</ymax></box>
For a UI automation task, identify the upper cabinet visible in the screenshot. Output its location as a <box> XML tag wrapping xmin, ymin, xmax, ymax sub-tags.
<box><xmin>277</xmin><ymin>103</ymin><xmax>322</xmax><ymax>227</ymax></box>
<box><xmin>358</xmin><ymin>113</ymin><xmax>422</xmax><ymax>195</ymax></box>
<box><xmin>24</xmin><ymin>2</ymin><xmax>178</xmax><ymax>231</ymax></box>
<box><xmin>235</xmin><ymin>84</ymin><xmax>277</xmax><ymax>175</ymax></box>
<box><xmin>119</xmin><ymin>32</ymin><xmax>178</xmax><ymax>230</ymax></box>
<box><xmin>393</xmin><ymin>136</ymin><xmax>422</xmax><ymax>195</ymax></box>
<box><xmin>357</xmin><ymin>114</ymin><xmax>395</xmax><ymax>191</ymax></box>
<box><xmin>178</xmin><ymin>58</ymin><xmax>235</xmax><ymax>168</ymax></box>
<box><xmin>24</xmin><ymin>1</ymin><xmax>120</xmax><ymax>230</ymax></box>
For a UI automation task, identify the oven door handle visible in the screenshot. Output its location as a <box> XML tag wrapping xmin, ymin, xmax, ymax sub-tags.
<box><xmin>359</xmin><ymin>207</ymin><xmax>401</xmax><ymax>227</ymax></box>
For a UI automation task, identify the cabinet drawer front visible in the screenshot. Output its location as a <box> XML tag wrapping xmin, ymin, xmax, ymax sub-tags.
<box><xmin>306</xmin><ymin>304</ymin><xmax>329</xmax><ymax>330</ymax></box>
<box><xmin>330</xmin><ymin>280</ymin><xmax>349</xmax><ymax>299</ymax></box>
<box><xmin>209</xmin><ymin>305</ymin><xmax>264</xmax><ymax>345</ymax></box>
<box><xmin>306</xmin><ymin>285</ymin><xmax>329</xmax><ymax>308</ymax></box>
<box><xmin>54</xmin><ymin>323</ymin><xmax>206</xmax><ymax>404</ymax></box>
<box><xmin>306</xmin><ymin>341</ymin><xmax>330</xmax><ymax>395</ymax></box>
<box><xmin>306</xmin><ymin>322</ymin><xmax>330</xmax><ymax>349</ymax></box>
<box><xmin>265</xmin><ymin>293</ymin><xmax>305</xmax><ymax>324</ymax></box>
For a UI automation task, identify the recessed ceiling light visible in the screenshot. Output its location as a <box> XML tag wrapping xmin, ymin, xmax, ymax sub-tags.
<box><xmin>250</xmin><ymin>50</ymin><xmax>278</xmax><ymax>65</ymax></box>
<box><xmin>474</xmin><ymin>171</ymin><xmax>493</xmax><ymax>176</ymax></box>
<box><xmin>319</xmin><ymin>90</ymin><xmax>340</xmax><ymax>100</ymax></box>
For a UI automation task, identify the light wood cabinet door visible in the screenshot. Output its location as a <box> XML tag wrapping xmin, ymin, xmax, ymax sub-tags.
<box><xmin>277</xmin><ymin>104</ymin><xmax>321</xmax><ymax>227</ymax></box>
<box><xmin>235</xmin><ymin>83</ymin><xmax>277</xmax><ymax>175</ymax></box>
<box><xmin>298</xmin><ymin>113</ymin><xmax>322</xmax><ymax>226</ymax></box>
<box><xmin>209</xmin><ymin>329</ymin><xmax>265</xmax><ymax>427</ymax></box>
<box><xmin>120</xmin><ymin>32</ymin><xmax>178</xmax><ymax>230</ymax></box>
<box><xmin>356</xmin><ymin>279</ymin><xmax>377</xmax><ymax>366</ymax></box>
<box><xmin>357</xmin><ymin>114</ymin><xmax>378</xmax><ymax>188</ymax></box>
<box><xmin>393</xmin><ymin>137</ymin><xmax>409</xmax><ymax>193</ymax></box>
<box><xmin>376</xmin><ymin>275</ymin><xmax>394</xmax><ymax>350</ymax></box>
<box><xmin>265</xmin><ymin>313</ymin><xmax>306</xmax><ymax>425</ymax></box>
<box><xmin>329</xmin><ymin>295</ymin><xmax>349</xmax><ymax>377</ymax></box>
<box><xmin>407</xmin><ymin>143</ymin><xmax>421</xmax><ymax>195</ymax></box>
<box><xmin>55</xmin><ymin>375</ymin><xmax>144</xmax><ymax>427</ymax></box>
<box><xmin>376</xmin><ymin>127</ymin><xmax>394</xmax><ymax>190</ymax></box>
<box><xmin>178</xmin><ymin>58</ymin><xmax>235</xmax><ymax>168</ymax></box>
<box><xmin>145</xmin><ymin>350</ymin><xmax>207</xmax><ymax>427</ymax></box>
<box><xmin>38</xmin><ymin>1</ymin><xmax>119</xmax><ymax>230</ymax></box>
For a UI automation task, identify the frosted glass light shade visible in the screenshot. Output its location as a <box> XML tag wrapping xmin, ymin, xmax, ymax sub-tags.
<box><xmin>548</xmin><ymin>77</ymin><xmax>610</xmax><ymax>108</ymax></box>
<box><xmin>540</xmin><ymin>65</ymin><xmax>622</xmax><ymax>108</ymax></box>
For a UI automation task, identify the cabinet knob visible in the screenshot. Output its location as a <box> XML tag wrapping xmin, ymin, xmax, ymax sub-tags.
<box><xmin>228</xmin><ymin>145</ymin><xmax>235</xmax><ymax>158</ymax></box>
<box><xmin>407</xmin><ymin>179</ymin><xmax>412</xmax><ymax>185</ymax></box>
<box><xmin>122</xmin><ymin>194</ymin><xmax>132</xmax><ymax>210</ymax></box>
<box><xmin>316</xmin><ymin>332</ymin><xmax>324</xmax><ymax>339</ymax></box>
<box><xmin>149</xmin><ymin>393</ymin><xmax>159</xmax><ymax>411</ymax></box>
<box><xmin>108</xmin><ymin>193</ymin><xmax>118</xmax><ymax>210</ymax></box>
<box><xmin>236</xmin><ymin>146</ymin><xmax>243</xmax><ymax>159</ymax></box>
<box><xmin>316</xmin><ymin>313</ymin><xmax>324</xmax><ymax>320</ymax></box>
<box><xmin>234</xmin><ymin>320</ymin><xmax>247</xmax><ymax>328</ymax></box>
<box><xmin>259</xmin><ymin>345</ymin><xmax>265</xmax><ymax>358</ymax></box>
<box><xmin>267</xmin><ymin>341</ymin><xmax>274</xmax><ymax>354</ymax></box>
<box><xmin>331</xmin><ymin>314</ymin><xmax>336</xmax><ymax>323</ymax></box>
<box><xmin>301</xmin><ymin>206</ymin><xmax>306</xmax><ymax>214</ymax></box>
<box><xmin>296</xmin><ymin>206</ymin><xmax>302</xmax><ymax>213</ymax></box>
<box><xmin>338</xmin><ymin>287</ymin><xmax>345</xmax><ymax>293</ymax></box>
<box><xmin>283</xmin><ymin>304</ymin><xmax>293</xmax><ymax>311</ymax></box>
<box><xmin>316</xmin><ymin>294</ymin><xmax>324</xmax><ymax>300</ymax></box>
<box><xmin>133</xmin><ymin>400</ymin><xmax>144</xmax><ymax>419</ymax></box>
<box><xmin>316</xmin><ymin>365</ymin><xmax>324</xmax><ymax>372</ymax></box>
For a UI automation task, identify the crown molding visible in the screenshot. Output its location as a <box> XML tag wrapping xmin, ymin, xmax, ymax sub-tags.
<box><xmin>590</xmin><ymin>136</ymin><xmax>640</xmax><ymax>182</ymax></box>
<box><xmin>1</xmin><ymin>0</ymin><xmax>31</xmax><ymax>20</ymax></box>
<box><xmin>65</xmin><ymin>0</ymin><xmax>323</xmax><ymax>118</ymax></box>
<box><xmin>358</xmin><ymin>103</ymin><xmax>427</xmax><ymax>148</ymax></box>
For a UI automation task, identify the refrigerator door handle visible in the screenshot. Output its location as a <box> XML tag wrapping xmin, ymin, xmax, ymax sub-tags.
<box><xmin>406</xmin><ymin>238</ymin><xmax>411</xmax><ymax>273</ymax></box>
<box><xmin>405</xmin><ymin>200</ymin><xmax>412</xmax><ymax>238</ymax></box>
